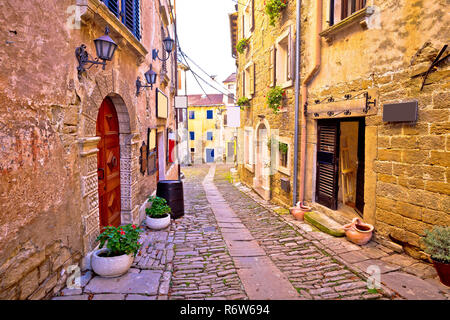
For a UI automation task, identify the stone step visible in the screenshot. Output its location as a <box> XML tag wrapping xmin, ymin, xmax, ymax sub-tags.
<box><xmin>304</xmin><ymin>211</ymin><xmax>345</xmax><ymax>237</ymax></box>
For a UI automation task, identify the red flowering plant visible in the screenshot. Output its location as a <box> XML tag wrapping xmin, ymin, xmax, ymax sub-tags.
<box><xmin>266</xmin><ymin>86</ymin><xmax>286</xmax><ymax>114</ymax></box>
<box><xmin>96</xmin><ymin>224</ymin><xmax>143</xmax><ymax>257</ymax></box>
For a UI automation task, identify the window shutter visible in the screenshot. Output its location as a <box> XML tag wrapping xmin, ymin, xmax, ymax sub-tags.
<box><xmin>269</xmin><ymin>46</ymin><xmax>276</xmax><ymax>87</ymax></box>
<box><xmin>242</xmin><ymin>72</ymin><xmax>246</xmax><ymax>97</ymax></box>
<box><xmin>241</xmin><ymin>14</ymin><xmax>245</xmax><ymax>39</ymax></box>
<box><xmin>250</xmin><ymin>0</ymin><xmax>255</xmax><ymax>31</ymax></box>
<box><xmin>249</xmin><ymin>63</ymin><xmax>255</xmax><ymax>96</ymax></box>
<box><xmin>315</xmin><ymin>121</ymin><xmax>340</xmax><ymax>210</ymax></box>
<box><xmin>122</xmin><ymin>0</ymin><xmax>141</xmax><ymax>40</ymax></box>
<box><xmin>288</xmin><ymin>27</ymin><xmax>295</xmax><ymax>81</ymax></box>
<box><xmin>103</xmin><ymin>0</ymin><xmax>120</xmax><ymax>17</ymax></box>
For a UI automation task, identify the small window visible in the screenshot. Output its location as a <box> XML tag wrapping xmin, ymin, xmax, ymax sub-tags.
<box><xmin>275</xmin><ymin>27</ymin><xmax>293</xmax><ymax>87</ymax></box>
<box><xmin>224</xmin><ymin>114</ymin><xmax>228</xmax><ymax>126</ymax></box>
<box><xmin>330</xmin><ymin>0</ymin><xmax>366</xmax><ymax>26</ymax></box>
<box><xmin>207</xmin><ymin>132</ymin><xmax>213</xmax><ymax>141</ymax></box>
<box><xmin>244</xmin><ymin>63</ymin><xmax>254</xmax><ymax>99</ymax></box>
<box><xmin>279</xmin><ymin>142</ymin><xmax>288</xmax><ymax>168</ymax></box>
<box><xmin>206</xmin><ymin>110</ymin><xmax>213</xmax><ymax>119</ymax></box>
<box><xmin>190</xmin><ymin>148</ymin><xmax>195</xmax><ymax>153</ymax></box>
<box><xmin>189</xmin><ymin>111</ymin><xmax>195</xmax><ymax>119</ymax></box>
<box><xmin>190</xmin><ymin>131</ymin><xmax>195</xmax><ymax>140</ymax></box>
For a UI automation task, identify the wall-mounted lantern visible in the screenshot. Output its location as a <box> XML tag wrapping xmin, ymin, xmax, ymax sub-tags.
<box><xmin>75</xmin><ymin>27</ymin><xmax>117</xmax><ymax>80</ymax></box>
<box><xmin>152</xmin><ymin>36</ymin><xmax>175</xmax><ymax>61</ymax></box>
<box><xmin>136</xmin><ymin>64</ymin><xmax>157</xmax><ymax>96</ymax></box>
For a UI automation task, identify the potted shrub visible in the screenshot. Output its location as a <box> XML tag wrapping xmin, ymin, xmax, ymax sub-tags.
<box><xmin>237</xmin><ymin>96</ymin><xmax>250</xmax><ymax>109</ymax></box>
<box><xmin>422</xmin><ymin>226</ymin><xmax>450</xmax><ymax>286</ymax></box>
<box><xmin>265</xmin><ymin>0</ymin><xmax>288</xmax><ymax>26</ymax></box>
<box><xmin>267</xmin><ymin>86</ymin><xmax>285</xmax><ymax>114</ymax></box>
<box><xmin>236</xmin><ymin>38</ymin><xmax>249</xmax><ymax>54</ymax></box>
<box><xmin>145</xmin><ymin>196</ymin><xmax>171</xmax><ymax>230</ymax></box>
<box><xmin>91</xmin><ymin>224</ymin><xmax>143</xmax><ymax>277</ymax></box>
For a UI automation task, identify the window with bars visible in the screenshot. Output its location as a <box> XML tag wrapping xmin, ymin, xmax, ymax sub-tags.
<box><xmin>101</xmin><ymin>0</ymin><xmax>141</xmax><ymax>40</ymax></box>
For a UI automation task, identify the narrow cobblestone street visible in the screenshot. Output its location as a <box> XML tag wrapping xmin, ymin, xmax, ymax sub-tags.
<box><xmin>53</xmin><ymin>165</ymin><xmax>449</xmax><ymax>300</ymax></box>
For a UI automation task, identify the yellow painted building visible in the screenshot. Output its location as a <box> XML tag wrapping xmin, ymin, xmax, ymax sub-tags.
<box><xmin>187</xmin><ymin>94</ymin><xmax>226</xmax><ymax>163</ymax></box>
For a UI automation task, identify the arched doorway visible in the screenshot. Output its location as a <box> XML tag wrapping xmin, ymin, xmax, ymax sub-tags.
<box><xmin>254</xmin><ymin>122</ymin><xmax>271</xmax><ymax>200</ymax></box>
<box><xmin>96</xmin><ymin>97</ymin><xmax>121</xmax><ymax>228</ymax></box>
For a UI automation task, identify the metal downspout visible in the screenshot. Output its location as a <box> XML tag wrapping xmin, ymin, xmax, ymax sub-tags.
<box><xmin>292</xmin><ymin>0</ymin><xmax>301</xmax><ymax>206</ymax></box>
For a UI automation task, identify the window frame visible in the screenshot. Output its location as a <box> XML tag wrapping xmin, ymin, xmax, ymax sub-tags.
<box><xmin>244</xmin><ymin>127</ymin><xmax>254</xmax><ymax>172</ymax></box>
<box><xmin>275</xmin><ymin>135</ymin><xmax>291</xmax><ymax>176</ymax></box>
<box><xmin>275</xmin><ymin>25</ymin><xmax>294</xmax><ymax>88</ymax></box>
<box><xmin>206</xmin><ymin>110</ymin><xmax>214</xmax><ymax>119</ymax></box>
<box><xmin>206</xmin><ymin>131</ymin><xmax>214</xmax><ymax>141</ymax></box>
<box><xmin>189</xmin><ymin>131</ymin><xmax>195</xmax><ymax>140</ymax></box>
<box><xmin>189</xmin><ymin>110</ymin><xmax>195</xmax><ymax>119</ymax></box>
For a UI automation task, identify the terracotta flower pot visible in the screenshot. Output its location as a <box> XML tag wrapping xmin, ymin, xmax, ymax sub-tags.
<box><xmin>289</xmin><ymin>203</ymin><xmax>311</xmax><ymax>221</ymax></box>
<box><xmin>343</xmin><ymin>218</ymin><xmax>374</xmax><ymax>245</ymax></box>
<box><xmin>432</xmin><ymin>259</ymin><xmax>450</xmax><ymax>287</ymax></box>
<box><xmin>290</xmin><ymin>207</ymin><xmax>305</xmax><ymax>221</ymax></box>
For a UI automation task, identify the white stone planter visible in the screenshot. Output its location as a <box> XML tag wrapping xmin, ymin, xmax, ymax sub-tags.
<box><xmin>91</xmin><ymin>248</ymin><xmax>134</xmax><ymax>278</ymax></box>
<box><xmin>145</xmin><ymin>214</ymin><xmax>171</xmax><ymax>230</ymax></box>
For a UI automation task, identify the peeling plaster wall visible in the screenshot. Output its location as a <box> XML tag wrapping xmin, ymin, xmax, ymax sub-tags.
<box><xmin>0</xmin><ymin>0</ymin><xmax>178</xmax><ymax>299</ymax></box>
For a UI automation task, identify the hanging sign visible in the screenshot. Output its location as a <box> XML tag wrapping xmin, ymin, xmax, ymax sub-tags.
<box><xmin>227</xmin><ymin>106</ymin><xmax>241</xmax><ymax>127</ymax></box>
<box><xmin>157</xmin><ymin>89</ymin><xmax>168</xmax><ymax>118</ymax></box>
<box><xmin>175</xmin><ymin>95</ymin><xmax>188</xmax><ymax>109</ymax></box>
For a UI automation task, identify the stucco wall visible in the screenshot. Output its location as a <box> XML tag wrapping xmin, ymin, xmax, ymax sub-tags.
<box><xmin>0</xmin><ymin>0</ymin><xmax>177</xmax><ymax>299</ymax></box>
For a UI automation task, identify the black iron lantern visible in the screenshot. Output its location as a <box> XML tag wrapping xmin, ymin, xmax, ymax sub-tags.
<box><xmin>152</xmin><ymin>36</ymin><xmax>175</xmax><ymax>61</ymax></box>
<box><xmin>75</xmin><ymin>27</ymin><xmax>117</xmax><ymax>80</ymax></box>
<box><xmin>136</xmin><ymin>64</ymin><xmax>158</xmax><ymax>96</ymax></box>
<box><xmin>93</xmin><ymin>28</ymin><xmax>117</xmax><ymax>61</ymax></box>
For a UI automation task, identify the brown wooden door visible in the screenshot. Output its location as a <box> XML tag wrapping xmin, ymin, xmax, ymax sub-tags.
<box><xmin>97</xmin><ymin>98</ymin><xmax>121</xmax><ymax>229</ymax></box>
<box><xmin>355</xmin><ymin>118</ymin><xmax>365</xmax><ymax>215</ymax></box>
<box><xmin>316</xmin><ymin>120</ymin><xmax>340</xmax><ymax>210</ymax></box>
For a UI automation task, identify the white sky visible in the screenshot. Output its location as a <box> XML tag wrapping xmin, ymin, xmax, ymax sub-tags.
<box><xmin>175</xmin><ymin>0</ymin><xmax>237</xmax><ymax>95</ymax></box>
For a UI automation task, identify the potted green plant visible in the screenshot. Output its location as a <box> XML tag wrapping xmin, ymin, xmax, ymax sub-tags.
<box><xmin>145</xmin><ymin>196</ymin><xmax>171</xmax><ymax>230</ymax></box>
<box><xmin>265</xmin><ymin>0</ymin><xmax>288</xmax><ymax>26</ymax></box>
<box><xmin>266</xmin><ymin>86</ymin><xmax>285</xmax><ymax>114</ymax></box>
<box><xmin>422</xmin><ymin>226</ymin><xmax>450</xmax><ymax>286</ymax></box>
<box><xmin>237</xmin><ymin>96</ymin><xmax>250</xmax><ymax>109</ymax></box>
<box><xmin>91</xmin><ymin>224</ymin><xmax>143</xmax><ymax>277</ymax></box>
<box><xmin>236</xmin><ymin>38</ymin><xmax>249</xmax><ymax>54</ymax></box>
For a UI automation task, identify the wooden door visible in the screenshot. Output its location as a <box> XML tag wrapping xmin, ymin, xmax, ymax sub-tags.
<box><xmin>316</xmin><ymin>120</ymin><xmax>340</xmax><ymax>210</ymax></box>
<box><xmin>97</xmin><ymin>98</ymin><xmax>121</xmax><ymax>229</ymax></box>
<box><xmin>355</xmin><ymin>118</ymin><xmax>365</xmax><ymax>215</ymax></box>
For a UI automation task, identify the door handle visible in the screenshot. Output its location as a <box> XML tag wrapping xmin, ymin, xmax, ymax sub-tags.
<box><xmin>98</xmin><ymin>168</ymin><xmax>105</xmax><ymax>180</ymax></box>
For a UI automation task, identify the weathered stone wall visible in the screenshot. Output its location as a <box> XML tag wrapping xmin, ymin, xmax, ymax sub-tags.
<box><xmin>237</xmin><ymin>0</ymin><xmax>298</xmax><ymax>207</ymax></box>
<box><xmin>301</xmin><ymin>0</ymin><xmax>449</xmax><ymax>258</ymax></box>
<box><xmin>0</xmin><ymin>0</ymin><xmax>177</xmax><ymax>299</ymax></box>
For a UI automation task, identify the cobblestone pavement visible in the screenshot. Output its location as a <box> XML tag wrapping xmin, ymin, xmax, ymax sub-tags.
<box><xmin>53</xmin><ymin>164</ymin><xmax>449</xmax><ymax>300</ymax></box>
<box><xmin>213</xmin><ymin>164</ymin><xmax>450</xmax><ymax>300</ymax></box>
<box><xmin>53</xmin><ymin>165</ymin><xmax>247</xmax><ymax>300</ymax></box>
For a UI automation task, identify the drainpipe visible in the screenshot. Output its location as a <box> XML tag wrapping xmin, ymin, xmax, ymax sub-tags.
<box><xmin>292</xmin><ymin>0</ymin><xmax>301</xmax><ymax>206</ymax></box>
<box><xmin>298</xmin><ymin>0</ymin><xmax>322</xmax><ymax>206</ymax></box>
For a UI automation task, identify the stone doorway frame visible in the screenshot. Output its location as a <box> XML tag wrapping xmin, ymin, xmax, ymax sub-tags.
<box><xmin>78</xmin><ymin>77</ymin><xmax>140</xmax><ymax>257</ymax></box>
<box><xmin>253</xmin><ymin>119</ymin><xmax>271</xmax><ymax>200</ymax></box>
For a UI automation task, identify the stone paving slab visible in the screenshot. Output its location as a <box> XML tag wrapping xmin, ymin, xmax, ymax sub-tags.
<box><xmin>381</xmin><ymin>272</ymin><xmax>446</xmax><ymax>300</ymax></box>
<box><xmin>84</xmin><ymin>270</ymin><xmax>162</xmax><ymax>295</ymax></box>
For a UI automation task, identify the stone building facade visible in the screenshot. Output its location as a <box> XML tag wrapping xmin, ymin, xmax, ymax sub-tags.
<box><xmin>233</xmin><ymin>0</ymin><xmax>298</xmax><ymax>207</ymax></box>
<box><xmin>0</xmin><ymin>0</ymin><xmax>178</xmax><ymax>299</ymax></box>
<box><xmin>233</xmin><ymin>0</ymin><xmax>449</xmax><ymax>259</ymax></box>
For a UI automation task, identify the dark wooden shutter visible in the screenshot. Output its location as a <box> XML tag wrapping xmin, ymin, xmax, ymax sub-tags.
<box><xmin>122</xmin><ymin>0</ymin><xmax>141</xmax><ymax>40</ymax></box>
<box><xmin>316</xmin><ymin>120</ymin><xmax>340</xmax><ymax>210</ymax></box>
<box><xmin>355</xmin><ymin>118</ymin><xmax>365</xmax><ymax>215</ymax></box>
<box><xmin>103</xmin><ymin>0</ymin><xmax>120</xmax><ymax>17</ymax></box>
